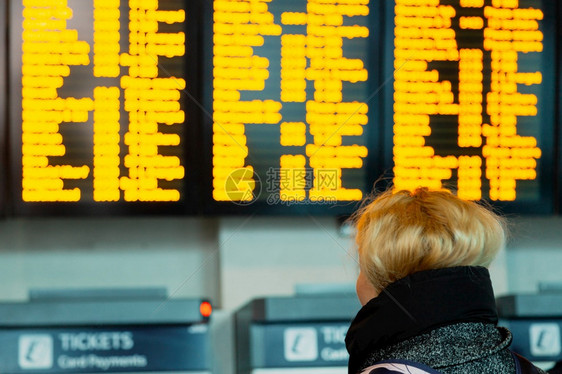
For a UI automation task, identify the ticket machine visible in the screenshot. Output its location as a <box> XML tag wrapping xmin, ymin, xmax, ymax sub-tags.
<box><xmin>0</xmin><ymin>289</ymin><xmax>211</xmax><ymax>373</ymax></box>
<box><xmin>235</xmin><ymin>294</ymin><xmax>360</xmax><ymax>374</ymax></box>
<box><xmin>497</xmin><ymin>293</ymin><xmax>562</xmax><ymax>365</ymax></box>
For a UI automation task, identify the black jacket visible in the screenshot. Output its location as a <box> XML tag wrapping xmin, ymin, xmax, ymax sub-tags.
<box><xmin>345</xmin><ymin>266</ymin><xmax>546</xmax><ymax>374</ymax></box>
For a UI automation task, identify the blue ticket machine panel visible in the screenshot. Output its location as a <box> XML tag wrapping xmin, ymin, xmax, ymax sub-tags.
<box><xmin>0</xmin><ymin>298</ymin><xmax>212</xmax><ymax>373</ymax></box>
<box><xmin>235</xmin><ymin>295</ymin><xmax>360</xmax><ymax>374</ymax></box>
<box><xmin>503</xmin><ymin>320</ymin><xmax>562</xmax><ymax>361</ymax></box>
<box><xmin>497</xmin><ymin>294</ymin><xmax>562</xmax><ymax>365</ymax></box>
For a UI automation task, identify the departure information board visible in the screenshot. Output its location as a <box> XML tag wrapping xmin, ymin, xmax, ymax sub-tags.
<box><xmin>9</xmin><ymin>0</ymin><xmax>195</xmax><ymax>214</ymax></box>
<box><xmin>0</xmin><ymin>1</ymin><xmax>6</xmax><ymax>217</ymax></box>
<box><xmin>206</xmin><ymin>0</ymin><xmax>375</xmax><ymax>214</ymax></box>
<box><xmin>3</xmin><ymin>0</ymin><xmax>561</xmax><ymax>215</ymax></box>
<box><xmin>385</xmin><ymin>0</ymin><xmax>556</xmax><ymax>212</ymax></box>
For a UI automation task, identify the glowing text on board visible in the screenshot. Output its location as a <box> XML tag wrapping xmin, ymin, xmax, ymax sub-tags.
<box><xmin>393</xmin><ymin>0</ymin><xmax>543</xmax><ymax>201</ymax></box>
<box><xmin>21</xmin><ymin>0</ymin><xmax>185</xmax><ymax>202</ymax></box>
<box><xmin>212</xmin><ymin>0</ymin><xmax>369</xmax><ymax>203</ymax></box>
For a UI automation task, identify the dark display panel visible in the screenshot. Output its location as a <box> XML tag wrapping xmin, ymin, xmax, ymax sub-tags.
<box><xmin>9</xmin><ymin>0</ymin><xmax>198</xmax><ymax>215</ymax></box>
<box><xmin>0</xmin><ymin>1</ymin><xmax>7</xmax><ymax>217</ymax></box>
<box><xmin>383</xmin><ymin>0</ymin><xmax>557</xmax><ymax>214</ymax></box>
<box><xmin>558</xmin><ymin>0</ymin><xmax>562</xmax><ymax>214</ymax></box>
<box><xmin>203</xmin><ymin>0</ymin><xmax>380</xmax><ymax>214</ymax></box>
<box><xmin>4</xmin><ymin>0</ymin><xmax>561</xmax><ymax>216</ymax></box>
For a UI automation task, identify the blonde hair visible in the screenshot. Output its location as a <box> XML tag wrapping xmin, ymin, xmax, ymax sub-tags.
<box><xmin>353</xmin><ymin>187</ymin><xmax>506</xmax><ymax>292</ymax></box>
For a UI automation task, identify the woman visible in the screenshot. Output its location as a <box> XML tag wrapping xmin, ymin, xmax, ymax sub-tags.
<box><xmin>345</xmin><ymin>187</ymin><xmax>544</xmax><ymax>374</ymax></box>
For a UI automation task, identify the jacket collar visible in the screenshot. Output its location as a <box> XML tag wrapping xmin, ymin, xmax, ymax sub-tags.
<box><xmin>345</xmin><ymin>266</ymin><xmax>498</xmax><ymax>374</ymax></box>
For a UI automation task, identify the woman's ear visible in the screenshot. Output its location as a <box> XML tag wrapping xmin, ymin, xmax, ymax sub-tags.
<box><xmin>356</xmin><ymin>270</ymin><xmax>379</xmax><ymax>305</ymax></box>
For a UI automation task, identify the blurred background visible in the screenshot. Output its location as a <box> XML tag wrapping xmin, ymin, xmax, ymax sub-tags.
<box><xmin>1</xmin><ymin>0</ymin><xmax>561</xmax><ymax>373</ymax></box>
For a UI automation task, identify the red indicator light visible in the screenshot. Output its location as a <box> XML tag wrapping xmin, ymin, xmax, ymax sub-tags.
<box><xmin>200</xmin><ymin>301</ymin><xmax>212</xmax><ymax>318</ymax></box>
